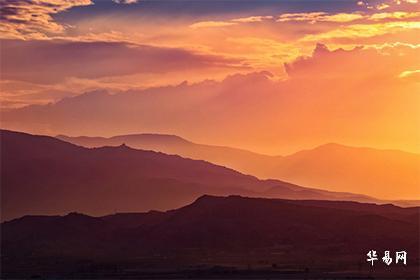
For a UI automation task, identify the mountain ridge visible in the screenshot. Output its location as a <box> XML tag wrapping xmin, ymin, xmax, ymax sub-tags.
<box><xmin>56</xmin><ymin>132</ymin><xmax>420</xmax><ymax>200</ymax></box>
<box><xmin>2</xmin><ymin>129</ymin><xmax>388</xmax><ymax>221</ymax></box>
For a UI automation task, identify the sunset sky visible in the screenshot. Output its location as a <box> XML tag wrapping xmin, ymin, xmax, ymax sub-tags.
<box><xmin>1</xmin><ymin>0</ymin><xmax>419</xmax><ymax>154</ymax></box>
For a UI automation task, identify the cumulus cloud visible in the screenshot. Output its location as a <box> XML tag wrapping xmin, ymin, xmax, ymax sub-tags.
<box><xmin>0</xmin><ymin>0</ymin><xmax>93</xmax><ymax>39</ymax></box>
<box><xmin>284</xmin><ymin>42</ymin><xmax>419</xmax><ymax>81</ymax></box>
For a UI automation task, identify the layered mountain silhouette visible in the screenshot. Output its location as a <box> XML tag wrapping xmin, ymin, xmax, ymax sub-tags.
<box><xmin>56</xmin><ymin>133</ymin><xmax>274</xmax><ymax>178</ymax></box>
<box><xmin>58</xmin><ymin>133</ymin><xmax>420</xmax><ymax>200</ymax></box>
<box><xmin>2</xmin><ymin>129</ymin><xmax>387</xmax><ymax>221</ymax></box>
<box><xmin>2</xmin><ymin>195</ymin><xmax>419</xmax><ymax>278</ymax></box>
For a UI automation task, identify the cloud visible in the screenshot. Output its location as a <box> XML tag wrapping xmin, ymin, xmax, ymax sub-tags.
<box><xmin>113</xmin><ymin>0</ymin><xmax>138</xmax><ymax>4</ymax></box>
<box><xmin>399</xmin><ymin>69</ymin><xmax>420</xmax><ymax>78</ymax></box>
<box><xmin>0</xmin><ymin>39</ymin><xmax>244</xmax><ymax>84</ymax></box>
<box><xmin>376</xmin><ymin>3</ymin><xmax>391</xmax><ymax>10</ymax></box>
<box><xmin>3</xmin><ymin>44</ymin><xmax>419</xmax><ymax>155</ymax></box>
<box><xmin>225</xmin><ymin>37</ymin><xmax>299</xmax><ymax>69</ymax></box>
<box><xmin>284</xmin><ymin>42</ymin><xmax>419</xmax><ymax>82</ymax></box>
<box><xmin>277</xmin><ymin>12</ymin><xmax>365</xmax><ymax>23</ymax></box>
<box><xmin>367</xmin><ymin>42</ymin><xmax>420</xmax><ymax>53</ymax></box>
<box><xmin>369</xmin><ymin>11</ymin><xmax>420</xmax><ymax>20</ymax></box>
<box><xmin>284</xmin><ymin>43</ymin><xmax>364</xmax><ymax>78</ymax></box>
<box><xmin>394</xmin><ymin>0</ymin><xmax>418</xmax><ymax>4</ymax></box>
<box><xmin>189</xmin><ymin>15</ymin><xmax>273</xmax><ymax>29</ymax></box>
<box><xmin>0</xmin><ymin>79</ymin><xmax>76</xmax><ymax>109</ymax></box>
<box><xmin>301</xmin><ymin>21</ymin><xmax>420</xmax><ymax>42</ymax></box>
<box><xmin>362</xmin><ymin>0</ymin><xmax>419</xmax><ymax>10</ymax></box>
<box><xmin>189</xmin><ymin>21</ymin><xmax>237</xmax><ymax>29</ymax></box>
<box><xmin>0</xmin><ymin>0</ymin><xmax>93</xmax><ymax>39</ymax></box>
<box><xmin>231</xmin><ymin>16</ymin><xmax>273</xmax><ymax>23</ymax></box>
<box><xmin>276</xmin><ymin>10</ymin><xmax>420</xmax><ymax>24</ymax></box>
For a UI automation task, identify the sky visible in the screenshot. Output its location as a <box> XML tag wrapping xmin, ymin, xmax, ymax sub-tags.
<box><xmin>0</xmin><ymin>0</ymin><xmax>419</xmax><ymax>154</ymax></box>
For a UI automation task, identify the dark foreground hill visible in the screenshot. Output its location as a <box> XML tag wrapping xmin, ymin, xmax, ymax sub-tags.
<box><xmin>1</xmin><ymin>130</ymin><xmax>378</xmax><ymax>221</ymax></box>
<box><xmin>2</xmin><ymin>195</ymin><xmax>419</xmax><ymax>279</ymax></box>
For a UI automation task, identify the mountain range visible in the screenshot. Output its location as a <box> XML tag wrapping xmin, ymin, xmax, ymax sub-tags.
<box><xmin>2</xmin><ymin>195</ymin><xmax>419</xmax><ymax>278</ymax></box>
<box><xmin>57</xmin><ymin>133</ymin><xmax>420</xmax><ymax>200</ymax></box>
<box><xmin>2</xmin><ymin>129</ymin><xmax>389</xmax><ymax>221</ymax></box>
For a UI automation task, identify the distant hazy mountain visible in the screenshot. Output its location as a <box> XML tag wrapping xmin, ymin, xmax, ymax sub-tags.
<box><xmin>269</xmin><ymin>143</ymin><xmax>420</xmax><ymax>200</ymax></box>
<box><xmin>58</xmin><ymin>134</ymin><xmax>420</xmax><ymax>200</ymax></box>
<box><xmin>2</xmin><ymin>130</ymin><xmax>379</xmax><ymax>221</ymax></box>
<box><xmin>2</xmin><ymin>195</ymin><xmax>419</xmax><ymax>278</ymax></box>
<box><xmin>56</xmin><ymin>133</ymin><xmax>276</xmax><ymax>177</ymax></box>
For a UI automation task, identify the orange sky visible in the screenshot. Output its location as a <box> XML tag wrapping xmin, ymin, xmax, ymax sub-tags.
<box><xmin>0</xmin><ymin>0</ymin><xmax>419</xmax><ymax>155</ymax></box>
